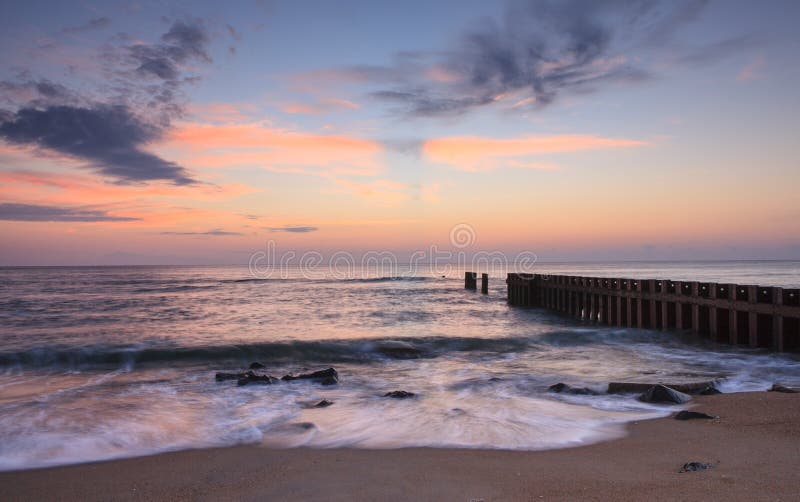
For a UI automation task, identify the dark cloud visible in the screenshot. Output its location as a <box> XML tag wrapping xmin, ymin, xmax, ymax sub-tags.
<box><xmin>161</xmin><ymin>229</ymin><xmax>243</xmax><ymax>236</ymax></box>
<box><xmin>0</xmin><ymin>104</ymin><xmax>194</xmax><ymax>184</ymax></box>
<box><xmin>0</xmin><ymin>20</ymin><xmax>215</xmax><ymax>184</ymax></box>
<box><xmin>361</xmin><ymin>0</ymin><xmax>744</xmax><ymax>118</ymax></box>
<box><xmin>130</xmin><ymin>20</ymin><xmax>211</xmax><ymax>81</ymax></box>
<box><xmin>0</xmin><ymin>79</ymin><xmax>75</xmax><ymax>106</ymax></box>
<box><xmin>62</xmin><ymin>17</ymin><xmax>111</xmax><ymax>34</ymax></box>
<box><xmin>268</xmin><ymin>226</ymin><xmax>318</xmax><ymax>233</ymax></box>
<box><xmin>0</xmin><ymin>203</ymin><xmax>139</xmax><ymax>222</ymax></box>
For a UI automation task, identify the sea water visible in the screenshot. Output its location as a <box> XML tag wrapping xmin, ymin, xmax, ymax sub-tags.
<box><xmin>1</xmin><ymin>262</ymin><xmax>799</xmax><ymax>470</ymax></box>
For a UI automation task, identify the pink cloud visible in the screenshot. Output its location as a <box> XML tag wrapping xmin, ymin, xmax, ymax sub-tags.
<box><xmin>425</xmin><ymin>65</ymin><xmax>459</xmax><ymax>83</ymax></box>
<box><xmin>423</xmin><ymin>134</ymin><xmax>646</xmax><ymax>171</ymax></box>
<box><xmin>167</xmin><ymin>122</ymin><xmax>383</xmax><ymax>176</ymax></box>
<box><xmin>737</xmin><ymin>55</ymin><xmax>766</xmax><ymax>81</ymax></box>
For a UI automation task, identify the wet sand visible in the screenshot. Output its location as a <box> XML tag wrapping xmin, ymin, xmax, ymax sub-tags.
<box><xmin>1</xmin><ymin>391</ymin><xmax>798</xmax><ymax>501</ymax></box>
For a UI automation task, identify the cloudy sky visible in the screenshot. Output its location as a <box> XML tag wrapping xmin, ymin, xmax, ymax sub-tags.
<box><xmin>0</xmin><ymin>0</ymin><xmax>798</xmax><ymax>265</ymax></box>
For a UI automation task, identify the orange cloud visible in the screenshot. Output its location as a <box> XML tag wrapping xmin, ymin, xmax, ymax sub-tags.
<box><xmin>281</xmin><ymin>98</ymin><xmax>360</xmax><ymax>115</ymax></box>
<box><xmin>423</xmin><ymin>134</ymin><xmax>646</xmax><ymax>171</ymax></box>
<box><xmin>167</xmin><ymin>122</ymin><xmax>383</xmax><ymax>176</ymax></box>
<box><xmin>0</xmin><ymin>170</ymin><xmax>255</xmax><ymax>207</ymax></box>
<box><xmin>330</xmin><ymin>178</ymin><xmax>411</xmax><ymax>205</ymax></box>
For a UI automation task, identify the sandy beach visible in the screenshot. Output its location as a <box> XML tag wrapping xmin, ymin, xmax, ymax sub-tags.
<box><xmin>1</xmin><ymin>390</ymin><xmax>798</xmax><ymax>501</ymax></box>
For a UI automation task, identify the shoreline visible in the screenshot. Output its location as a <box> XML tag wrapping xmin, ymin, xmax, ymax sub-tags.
<box><xmin>1</xmin><ymin>391</ymin><xmax>798</xmax><ymax>501</ymax></box>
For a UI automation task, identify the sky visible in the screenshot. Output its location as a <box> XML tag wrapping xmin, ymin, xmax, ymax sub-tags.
<box><xmin>0</xmin><ymin>0</ymin><xmax>798</xmax><ymax>265</ymax></box>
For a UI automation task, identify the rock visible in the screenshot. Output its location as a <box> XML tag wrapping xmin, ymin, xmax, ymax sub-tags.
<box><xmin>313</xmin><ymin>399</ymin><xmax>334</xmax><ymax>408</ymax></box>
<box><xmin>679</xmin><ymin>462</ymin><xmax>714</xmax><ymax>473</ymax></box>
<box><xmin>384</xmin><ymin>390</ymin><xmax>416</xmax><ymax>399</ymax></box>
<box><xmin>237</xmin><ymin>372</ymin><xmax>279</xmax><ymax>386</ymax></box>
<box><xmin>637</xmin><ymin>384</ymin><xmax>692</xmax><ymax>404</ymax></box>
<box><xmin>548</xmin><ymin>383</ymin><xmax>599</xmax><ymax>395</ymax></box>
<box><xmin>215</xmin><ymin>371</ymin><xmax>250</xmax><ymax>381</ymax></box>
<box><xmin>281</xmin><ymin>367</ymin><xmax>339</xmax><ymax>385</ymax></box>
<box><xmin>249</xmin><ymin>362</ymin><xmax>265</xmax><ymax>370</ymax></box>
<box><xmin>217</xmin><ymin>370</ymin><xmax>279</xmax><ymax>385</ymax></box>
<box><xmin>674</xmin><ymin>410</ymin><xmax>717</xmax><ymax>420</ymax></box>
<box><xmin>698</xmin><ymin>386</ymin><xmax>722</xmax><ymax>395</ymax></box>
<box><xmin>609</xmin><ymin>381</ymin><xmax>720</xmax><ymax>395</ymax></box>
<box><xmin>768</xmin><ymin>383</ymin><xmax>799</xmax><ymax>393</ymax></box>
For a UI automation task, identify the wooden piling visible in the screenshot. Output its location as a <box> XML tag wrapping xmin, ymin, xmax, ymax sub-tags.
<box><xmin>465</xmin><ymin>272</ymin><xmax>477</xmax><ymax>290</ymax></box>
<box><xmin>481</xmin><ymin>273</ymin><xmax>488</xmax><ymax>294</ymax></box>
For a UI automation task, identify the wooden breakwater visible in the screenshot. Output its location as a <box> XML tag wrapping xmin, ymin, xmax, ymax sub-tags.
<box><xmin>501</xmin><ymin>273</ymin><xmax>800</xmax><ymax>352</ymax></box>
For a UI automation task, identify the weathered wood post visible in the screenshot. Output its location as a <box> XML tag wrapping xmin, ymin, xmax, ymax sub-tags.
<box><xmin>465</xmin><ymin>271</ymin><xmax>477</xmax><ymax>290</ymax></box>
<box><xmin>674</xmin><ymin>281</ymin><xmax>683</xmax><ymax>329</ymax></box>
<box><xmin>747</xmin><ymin>285</ymin><xmax>758</xmax><ymax>347</ymax></box>
<box><xmin>647</xmin><ymin>280</ymin><xmax>657</xmax><ymax>329</ymax></box>
<box><xmin>709</xmin><ymin>283</ymin><xmax>719</xmax><ymax>340</ymax></box>
<box><xmin>774</xmin><ymin>287</ymin><xmax>784</xmax><ymax>351</ymax></box>
<box><xmin>691</xmin><ymin>282</ymin><xmax>700</xmax><ymax>332</ymax></box>
<box><xmin>729</xmin><ymin>284</ymin><xmax>739</xmax><ymax>344</ymax></box>
<box><xmin>481</xmin><ymin>273</ymin><xmax>488</xmax><ymax>294</ymax></box>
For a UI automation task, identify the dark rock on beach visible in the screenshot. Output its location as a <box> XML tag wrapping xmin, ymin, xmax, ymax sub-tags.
<box><xmin>698</xmin><ymin>385</ymin><xmax>722</xmax><ymax>395</ymax></box>
<box><xmin>679</xmin><ymin>461</ymin><xmax>714</xmax><ymax>473</ymax></box>
<box><xmin>609</xmin><ymin>381</ymin><xmax>720</xmax><ymax>395</ymax></box>
<box><xmin>237</xmin><ymin>372</ymin><xmax>279</xmax><ymax>386</ymax></box>
<box><xmin>215</xmin><ymin>371</ymin><xmax>251</xmax><ymax>381</ymax></box>
<box><xmin>249</xmin><ymin>362</ymin><xmax>265</xmax><ymax>370</ymax></box>
<box><xmin>384</xmin><ymin>390</ymin><xmax>416</xmax><ymax>399</ymax></box>
<box><xmin>768</xmin><ymin>383</ymin><xmax>799</xmax><ymax>393</ymax></box>
<box><xmin>637</xmin><ymin>384</ymin><xmax>692</xmax><ymax>404</ymax></box>
<box><xmin>281</xmin><ymin>367</ymin><xmax>339</xmax><ymax>386</ymax></box>
<box><xmin>313</xmin><ymin>399</ymin><xmax>334</xmax><ymax>408</ymax></box>
<box><xmin>217</xmin><ymin>370</ymin><xmax>280</xmax><ymax>386</ymax></box>
<box><xmin>548</xmin><ymin>383</ymin><xmax>599</xmax><ymax>395</ymax></box>
<box><xmin>674</xmin><ymin>410</ymin><xmax>717</xmax><ymax>420</ymax></box>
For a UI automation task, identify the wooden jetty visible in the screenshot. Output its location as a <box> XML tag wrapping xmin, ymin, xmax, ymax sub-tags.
<box><xmin>491</xmin><ymin>272</ymin><xmax>799</xmax><ymax>352</ymax></box>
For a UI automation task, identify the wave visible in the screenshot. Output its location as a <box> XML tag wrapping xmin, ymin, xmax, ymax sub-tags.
<box><xmin>1</xmin><ymin>328</ymin><xmax>704</xmax><ymax>371</ymax></box>
<box><xmin>0</xmin><ymin>335</ymin><xmax>533</xmax><ymax>370</ymax></box>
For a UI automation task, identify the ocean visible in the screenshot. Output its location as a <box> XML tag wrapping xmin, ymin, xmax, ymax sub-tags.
<box><xmin>1</xmin><ymin>262</ymin><xmax>799</xmax><ymax>471</ymax></box>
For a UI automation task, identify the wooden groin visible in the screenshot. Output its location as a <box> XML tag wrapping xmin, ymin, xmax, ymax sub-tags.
<box><xmin>504</xmin><ymin>273</ymin><xmax>800</xmax><ymax>352</ymax></box>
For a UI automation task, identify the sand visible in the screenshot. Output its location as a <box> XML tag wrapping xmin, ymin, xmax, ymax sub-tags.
<box><xmin>1</xmin><ymin>391</ymin><xmax>798</xmax><ymax>501</ymax></box>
